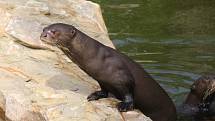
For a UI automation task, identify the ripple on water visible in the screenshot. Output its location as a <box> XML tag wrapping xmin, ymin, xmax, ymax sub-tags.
<box><xmin>112</xmin><ymin>38</ymin><xmax>215</xmax><ymax>106</ymax></box>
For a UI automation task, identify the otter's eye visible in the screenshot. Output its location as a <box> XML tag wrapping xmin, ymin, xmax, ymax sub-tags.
<box><xmin>51</xmin><ymin>29</ymin><xmax>56</xmax><ymax>34</ymax></box>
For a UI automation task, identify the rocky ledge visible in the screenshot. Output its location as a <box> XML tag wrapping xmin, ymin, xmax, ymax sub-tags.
<box><xmin>0</xmin><ymin>0</ymin><xmax>152</xmax><ymax>121</ymax></box>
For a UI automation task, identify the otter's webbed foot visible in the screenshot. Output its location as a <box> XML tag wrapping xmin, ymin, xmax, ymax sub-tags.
<box><xmin>117</xmin><ymin>94</ymin><xmax>134</xmax><ymax>112</ymax></box>
<box><xmin>117</xmin><ymin>102</ymin><xmax>134</xmax><ymax>112</ymax></box>
<box><xmin>87</xmin><ymin>90</ymin><xmax>108</xmax><ymax>101</ymax></box>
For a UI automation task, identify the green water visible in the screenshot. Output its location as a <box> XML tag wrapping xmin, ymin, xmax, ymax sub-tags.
<box><xmin>93</xmin><ymin>0</ymin><xmax>215</xmax><ymax>120</ymax></box>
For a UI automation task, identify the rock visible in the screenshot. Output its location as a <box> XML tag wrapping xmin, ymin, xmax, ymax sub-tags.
<box><xmin>5</xmin><ymin>16</ymin><xmax>45</xmax><ymax>49</ymax></box>
<box><xmin>0</xmin><ymin>0</ymin><xmax>152</xmax><ymax>121</ymax></box>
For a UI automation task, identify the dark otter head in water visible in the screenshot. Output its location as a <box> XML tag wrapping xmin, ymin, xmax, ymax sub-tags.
<box><xmin>185</xmin><ymin>75</ymin><xmax>215</xmax><ymax>105</ymax></box>
<box><xmin>40</xmin><ymin>23</ymin><xmax>76</xmax><ymax>46</ymax></box>
<box><xmin>180</xmin><ymin>75</ymin><xmax>215</xmax><ymax>120</ymax></box>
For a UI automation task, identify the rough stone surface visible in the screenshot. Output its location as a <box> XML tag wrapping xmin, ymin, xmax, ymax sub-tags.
<box><xmin>0</xmin><ymin>0</ymin><xmax>152</xmax><ymax>121</ymax></box>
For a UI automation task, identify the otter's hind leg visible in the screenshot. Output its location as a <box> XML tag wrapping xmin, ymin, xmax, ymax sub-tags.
<box><xmin>117</xmin><ymin>93</ymin><xmax>134</xmax><ymax>112</ymax></box>
<box><xmin>113</xmin><ymin>71</ymin><xmax>135</xmax><ymax>112</ymax></box>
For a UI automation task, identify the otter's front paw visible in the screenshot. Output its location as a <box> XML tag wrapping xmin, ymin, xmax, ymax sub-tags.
<box><xmin>117</xmin><ymin>102</ymin><xmax>134</xmax><ymax>112</ymax></box>
<box><xmin>87</xmin><ymin>90</ymin><xmax>108</xmax><ymax>101</ymax></box>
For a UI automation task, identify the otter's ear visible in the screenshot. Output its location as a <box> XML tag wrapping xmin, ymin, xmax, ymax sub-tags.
<box><xmin>70</xmin><ymin>29</ymin><xmax>76</xmax><ymax>37</ymax></box>
<box><xmin>69</xmin><ymin>28</ymin><xmax>76</xmax><ymax>38</ymax></box>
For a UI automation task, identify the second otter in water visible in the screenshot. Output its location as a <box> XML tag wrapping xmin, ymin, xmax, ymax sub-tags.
<box><xmin>181</xmin><ymin>75</ymin><xmax>215</xmax><ymax>121</ymax></box>
<box><xmin>40</xmin><ymin>23</ymin><xmax>176</xmax><ymax>121</ymax></box>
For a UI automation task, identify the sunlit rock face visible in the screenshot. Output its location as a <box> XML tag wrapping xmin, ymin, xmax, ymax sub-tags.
<box><xmin>0</xmin><ymin>0</ymin><xmax>151</xmax><ymax>121</ymax></box>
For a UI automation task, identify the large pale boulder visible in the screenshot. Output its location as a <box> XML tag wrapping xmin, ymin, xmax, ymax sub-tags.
<box><xmin>0</xmin><ymin>0</ymin><xmax>152</xmax><ymax>121</ymax></box>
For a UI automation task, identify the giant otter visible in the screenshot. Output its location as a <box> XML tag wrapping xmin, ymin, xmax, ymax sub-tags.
<box><xmin>181</xmin><ymin>75</ymin><xmax>215</xmax><ymax>121</ymax></box>
<box><xmin>40</xmin><ymin>23</ymin><xmax>176</xmax><ymax>121</ymax></box>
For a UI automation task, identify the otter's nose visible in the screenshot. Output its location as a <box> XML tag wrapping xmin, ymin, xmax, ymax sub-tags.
<box><xmin>41</xmin><ymin>32</ymin><xmax>47</xmax><ymax>38</ymax></box>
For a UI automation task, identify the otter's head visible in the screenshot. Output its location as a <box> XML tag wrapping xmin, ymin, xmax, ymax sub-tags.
<box><xmin>40</xmin><ymin>23</ymin><xmax>76</xmax><ymax>46</ymax></box>
<box><xmin>179</xmin><ymin>75</ymin><xmax>215</xmax><ymax>117</ymax></box>
<box><xmin>185</xmin><ymin>75</ymin><xmax>215</xmax><ymax>105</ymax></box>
